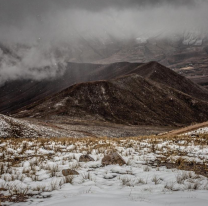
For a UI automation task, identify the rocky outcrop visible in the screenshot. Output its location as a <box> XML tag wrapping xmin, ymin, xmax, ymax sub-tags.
<box><xmin>79</xmin><ymin>155</ymin><xmax>95</xmax><ymax>162</ymax></box>
<box><xmin>62</xmin><ymin>169</ymin><xmax>79</xmax><ymax>176</ymax></box>
<box><xmin>102</xmin><ymin>152</ymin><xmax>126</xmax><ymax>166</ymax></box>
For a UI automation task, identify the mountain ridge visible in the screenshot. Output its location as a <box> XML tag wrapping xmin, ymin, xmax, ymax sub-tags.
<box><xmin>13</xmin><ymin>72</ymin><xmax>208</xmax><ymax>126</ymax></box>
<box><xmin>1</xmin><ymin>61</ymin><xmax>208</xmax><ymax>115</ymax></box>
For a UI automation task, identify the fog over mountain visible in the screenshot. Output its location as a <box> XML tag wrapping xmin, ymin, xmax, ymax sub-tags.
<box><xmin>0</xmin><ymin>0</ymin><xmax>208</xmax><ymax>84</ymax></box>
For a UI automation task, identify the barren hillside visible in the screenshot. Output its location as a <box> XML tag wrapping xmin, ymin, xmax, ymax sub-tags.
<box><xmin>1</xmin><ymin>61</ymin><xmax>208</xmax><ymax>115</ymax></box>
<box><xmin>14</xmin><ymin>73</ymin><xmax>208</xmax><ymax>126</ymax></box>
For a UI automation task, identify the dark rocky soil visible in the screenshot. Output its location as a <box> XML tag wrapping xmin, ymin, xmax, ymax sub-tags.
<box><xmin>13</xmin><ymin>70</ymin><xmax>208</xmax><ymax>126</ymax></box>
<box><xmin>0</xmin><ymin>62</ymin><xmax>142</xmax><ymax>114</ymax></box>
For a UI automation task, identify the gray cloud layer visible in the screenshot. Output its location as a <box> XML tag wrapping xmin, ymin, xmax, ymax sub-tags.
<box><xmin>0</xmin><ymin>0</ymin><xmax>207</xmax><ymax>43</ymax></box>
<box><xmin>0</xmin><ymin>0</ymin><xmax>203</xmax><ymax>26</ymax></box>
<box><xmin>0</xmin><ymin>0</ymin><xmax>207</xmax><ymax>84</ymax></box>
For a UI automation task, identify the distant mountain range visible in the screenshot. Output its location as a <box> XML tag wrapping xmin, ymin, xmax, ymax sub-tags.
<box><xmin>1</xmin><ymin>35</ymin><xmax>208</xmax><ymax>129</ymax></box>
<box><xmin>1</xmin><ymin>35</ymin><xmax>208</xmax><ymax>89</ymax></box>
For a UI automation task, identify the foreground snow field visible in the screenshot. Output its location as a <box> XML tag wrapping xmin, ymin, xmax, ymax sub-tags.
<box><xmin>17</xmin><ymin>189</ymin><xmax>208</xmax><ymax>206</ymax></box>
<box><xmin>0</xmin><ymin>135</ymin><xmax>208</xmax><ymax>206</ymax></box>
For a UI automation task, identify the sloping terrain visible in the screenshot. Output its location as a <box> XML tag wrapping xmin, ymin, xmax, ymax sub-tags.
<box><xmin>14</xmin><ymin>73</ymin><xmax>208</xmax><ymax>126</ymax></box>
<box><xmin>1</xmin><ymin>61</ymin><xmax>208</xmax><ymax>115</ymax></box>
<box><xmin>0</xmin><ymin>114</ymin><xmax>72</xmax><ymax>138</ymax></box>
<box><xmin>159</xmin><ymin>121</ymin><xmax>208</xmax><ymax>136</ymax></box>
<box><xmin>134</xmin><ymin>62</ymin><xmax>208</xmax><ymax>102</ymax></box>
<box><xmin>0</xmin><ymin>62</ymin><xmax>141</xmax><ymax>114</ymax></box>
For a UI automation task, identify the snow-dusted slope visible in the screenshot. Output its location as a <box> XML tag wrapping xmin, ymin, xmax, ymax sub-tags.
<box><xmin>0</xmin><ymin>114</ymin><xmax>69</xmax><ymax>138</ymax></box>
<box><xmin>184</xmin><ymin>127</ymin><xmax>208</xmax><ymax>135</ymax></box>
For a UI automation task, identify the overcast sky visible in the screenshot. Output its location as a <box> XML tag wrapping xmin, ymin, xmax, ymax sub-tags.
<box><xmin>0</xmin><ymin>0</ymin><xmax>207</xmax><ymax>45</ymax></box>
<box><xmin>0</xmin><ymin>0</ymin><xmax>207</xmax><ymax>84</ymax></box>
<box><xmin>0</xmin><ymin>0</ymin><xmax>203</xmax><ymax>27</ymax></box>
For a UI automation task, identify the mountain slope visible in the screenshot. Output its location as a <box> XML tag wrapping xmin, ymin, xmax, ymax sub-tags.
<box><xmin>14</xmin><ymin>74</ymin><xmax>208</xmax><ymax>126</ymax></box>
<box><xmin>1</xmin><ymin>61</ymin><xmax>208</xmax><ymax>115</ymax></box>
<box><xmin>133</xmin><ymin>61</ymin><xmax>208</xmax><ymax>101</ymax></box>
<box><xmin>0</xmin><ymin>62</ymin><xmax>142</xmax><ymax>114</ymax></box>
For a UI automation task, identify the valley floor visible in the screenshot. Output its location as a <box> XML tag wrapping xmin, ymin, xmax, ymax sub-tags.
<box><xmin>33</xmin><ymin>117</ymin><xmax>175</xmax><ymax>137</ymax></box>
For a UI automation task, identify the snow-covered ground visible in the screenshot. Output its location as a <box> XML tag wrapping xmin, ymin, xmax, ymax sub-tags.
<box><xmin>19</xmin><ymin>189</ymin><xmax>208</xmax><ymax>206</ymax></box>
<box><xmin>0</xmin><ymin>135</ymin><xmax>208</xmax><ymax>206</ymax></box>
<box><xmin>184</xmin><ymin>127</ymin><xmax>208</xmax><ymax>135</ymax></box>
